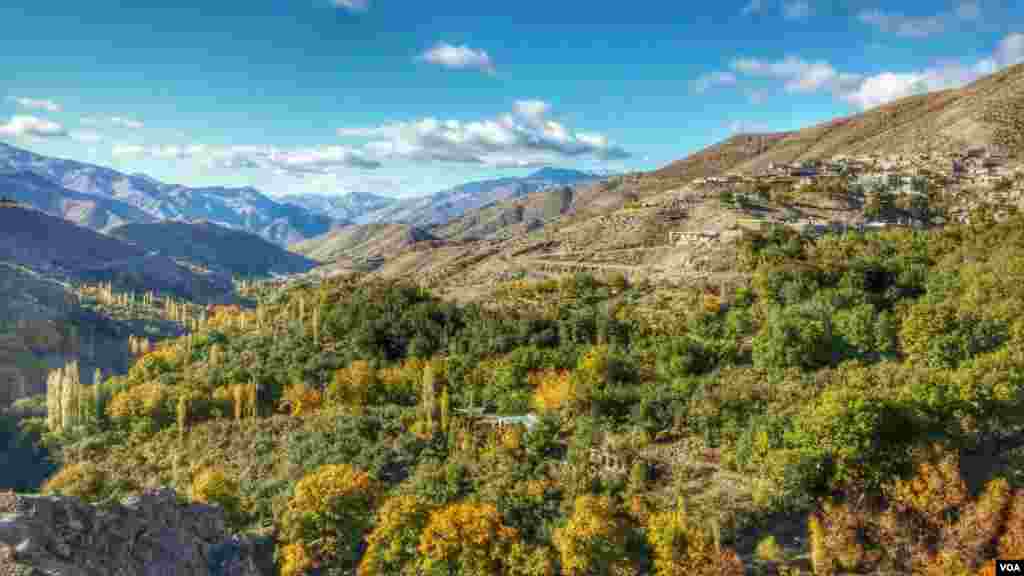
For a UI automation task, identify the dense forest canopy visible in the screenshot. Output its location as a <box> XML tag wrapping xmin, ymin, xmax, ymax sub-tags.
<box><xmin>21</xmin><ymin>210</ymin><xmax>1024</xmax><ymax>575</ymax></box>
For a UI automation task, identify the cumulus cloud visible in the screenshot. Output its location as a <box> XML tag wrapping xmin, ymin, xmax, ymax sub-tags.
<box><xmin>419</xmin><ymin>42</ymin><xmax>496</xmax><ymax>75</ymax></box>
<box><xmin>337</xmin><ymin>100</ymin><xmax>630</xmax><ymax>167</ymax></box>
<box><xmin>113</xmin><ymin>143</ymin><xmax>380</xmax><ymax>175</ymax></box>
<box><xmin>730</xmin><ymin>56</ymin><xmax>862</xmax><ymax>94</ymax></box>
<box><xmin>719</xmin><ymin>33</ymin><xmax>1024</xmax><ymax>111</ymax></box>
<box><xmin>782</xmin><ymin>1</ymin><xmax>811</xmax><ymax>20</ymax></box>
<box><xmin>331</xmin><ymin>0</ymin><xmax>368</xmax><ymax>10</ymax></box>
<box><xmin>0</xmin><ymin>115</ymin><xmax>67</xmax><ymax>138</ymax></box>
<box><xmin>10</xmin><ymin>97</ymin><xmax>61</xmax><ymax>113</ymax></box>
<box><xmin>70</xmin><ymin>130</ymin><xmax>103</xmax><ymax>143</ymax></box>
<box><xmin>741</xmin><ymin>0</ymin><xmax>762</xmax><ymax>15</ymax></box>
<box><xmin>692</xmin><ymin>71</ymin><xmax>738</xmax><ymax>93</ymax></box>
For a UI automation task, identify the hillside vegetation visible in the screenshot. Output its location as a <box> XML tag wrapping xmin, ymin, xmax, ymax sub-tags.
<box><xmin>25</xmin><ymin>208</ymin><xmax>1024</xmax><ymax>575</ymax></box>
<box><xmin>109</xmin><ymin>220</ymin><xmax>318</xmax><ymax>278</ymax></box>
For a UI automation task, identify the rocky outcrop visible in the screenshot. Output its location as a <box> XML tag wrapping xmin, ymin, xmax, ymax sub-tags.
<box><xmin>0</xmin><ymin>489</ymin><xmax>274</xmax><ymax>576</ymax></box>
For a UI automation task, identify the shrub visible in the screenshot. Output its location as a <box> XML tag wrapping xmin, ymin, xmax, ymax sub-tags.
<box><xmin>189</xmin><ymin>466</ymin><xmax>242</xmax><ymax>526</ymax></box>
<box><xmin>554</xmin><ymin>494</ymin><xmax>638</xmax><ymax>576</ymax></box>
<box><xmin>279</xmin><ymin>382</ymin><xmax>322</xmax><ymax>417</ymax></box>
<box><xmin>647</xmin><ymin>501</ymin><xmax>745</xmax><ymax>576</ymax></box>
<box><xmin>279</xmin><ymin>463</ymin><xmax>379</xmax><ymax>576</ymax></box>
<box><xmin>105</xmin><ymin>382</ymin><xmax>171</xmax><ymax>430</ymax></box>
<box><xmin>41</xmin><ymin>462</ymin><xmax>108</xmax><ymax>502</ymax></box>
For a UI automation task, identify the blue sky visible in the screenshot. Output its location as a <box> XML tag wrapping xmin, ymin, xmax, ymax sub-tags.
<box><xmin>1</xmin><ymin>0</ymin><xmax>1022</xmax><ymax>198</ymax></box>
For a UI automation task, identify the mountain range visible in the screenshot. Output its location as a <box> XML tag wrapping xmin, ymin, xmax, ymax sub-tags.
<box><xmin>0</xmin><ymin>142</ymin><xmax>337</xmax><ymax>245</ymax></box>
<box><xmin>281</xmin><ymin>167</ymin><xmax>602</xmax><ymax>227</ymax></box>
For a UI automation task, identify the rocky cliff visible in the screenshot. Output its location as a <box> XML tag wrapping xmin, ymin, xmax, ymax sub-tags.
<box><xmin>0</xmin><ymin>489</ymin><xmax>274</xmax><ymax>576</ymax></box>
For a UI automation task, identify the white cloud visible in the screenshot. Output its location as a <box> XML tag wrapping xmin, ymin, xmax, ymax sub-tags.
<box><xmin>419</xmin><ymin>42</ymin><xmax>496</xmax><ymax>75</ymax></box>
<box><xmin>513</xmin><ymin>100</ymin><xmax>551</xmax><ymax>125</ymax></box>
<box><xmin>10</xmin><ymin>97</ymin><xmax>61</xmax><ymax>113</ymax></box>
<box><xmin>113</xmin><ymin>143</ymin><xmax>380</xmax><ymax>175</ymax></box>
<box><xmin>857</xmin><ymin>10</ymin><xmax>946</xmax><ymax>38</ymax></box>
<box><xmin>82</xmin><ymin>116</ymin><xmax>145</xmax><ymax>130</ymax></box>
<box><xmin>109</xmin><ymin>116</ymin><xmax>144</xmax><ymax>130</ymax></box>
<box><xmin>994</xmin><ymin>33</ymin><xmax>1024</xmax><ymax>67</ymax></box>
<box><xmin>0</xmin><ymin>115</ymin><xmax>67</xmax><ymax>138</ymax></box>
<box><xmin>742</xmin><ymin>0</ymin><xmax>762</xmax><ymax>15</ymax></box>
<box><xmin>70</xmin><ymin>130</ymin><xmax>103</xmax><ymax>143</ymax></box>
<box><xmin>730</xmin><ymin>56</ymin><xmax>862</xmax><ymax>94</ymax></box>
<box><xmin>858</xmin><ymin>3</ymin><xmax>984</xmax><ymax>38</ymax></box>
<box><xmin>782</xmin><ymin>1</ymin><xmax>811</xmax><ymax>20</ymax></box>
<box><xmin>728</xmin><ymin>120</ymin><xmax>771</xmax><ymax>134</ymax></box>
<box><xmin>331</xmin><ymin>0</ymin><xmax>368</xmax><ymax>10</ymax></box>
<box><xmin>337</xmin><ymin>101</ymin><xmax>629</xmax><ymax>167</ymax></box>
<box><xmin>721</xmin><ymin>33</ymin><xmax>1024</xmax><ymax>112</ymax></box>
<box><xmin>692</xmin><ymin>71</ymin><xmax>738</xmax><ymax>93</ymax></box>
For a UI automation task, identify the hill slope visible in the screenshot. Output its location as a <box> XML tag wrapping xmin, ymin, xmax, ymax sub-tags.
<box><xmin>289</xmin><ymin>223</ymin><xmax>435</xmax><ymax>264</ymax></box>
<box><xmin>0</xmin><ymin>205</ymin><xmax>235</xmax><ymax>303</ymax></box>
<box><xmin>278</xmin><ymin>191</ymin><xmax>398</xmax><ymax>224</ymax></box>
<box><xmin>656</xmin><ymin>62</ymin><xmax>1024</xmax><ymax>180</ymax></box>
<box><xmin>0</xmin><ymin>170</ymin><xmax>158</xmax><ymax>231</ymax></box>
<box><xmin>108</xmin><ymin>220</ymin><xmax>318</xmax><ymax>278</ymax></box>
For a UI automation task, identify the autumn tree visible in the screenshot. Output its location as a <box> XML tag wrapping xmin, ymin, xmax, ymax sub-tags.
<box><xmin>554</xmin><ymin>494</ymin><xmax>639</xmax><ymax>576</ymax></box>
<box><xmin>279</xmin><ymin>464</ymin><xmax>379</xmax><ymax>576</ymax></box>
<box><xmin>416</xmin><ymin>501</ymin><xmax>522</xmax><ymax>575</ymax></box>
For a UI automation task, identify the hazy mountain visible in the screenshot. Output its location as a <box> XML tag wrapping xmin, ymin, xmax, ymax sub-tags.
<box><xmin>279</xmin><ymin>191</ymin><xmax>398</xmax><ymax>224</ymax></box>
<box><xmin>282</xmin><ymin>167</ymin><xmax>603</xmax><ymax>229</ymax></box>
<box><xmin>108</xmin><ymin>220</ymin><xmax>319</xmax><ymax>278</ymax></box>
<box><xmin>0</xmin><ymin>142</ymin><xmax>339</xmax><ymax>245</ymax></box>
<box><xmin>0</xmin><ymin>170</ymin><xmax>159</xmax><ymax>231</ymax></box>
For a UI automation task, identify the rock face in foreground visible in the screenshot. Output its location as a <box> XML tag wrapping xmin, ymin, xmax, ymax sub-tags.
<box><xmin>0</xmin><ymin>489</ymin><xmax>274</xmax><ymax>576</ymax></box>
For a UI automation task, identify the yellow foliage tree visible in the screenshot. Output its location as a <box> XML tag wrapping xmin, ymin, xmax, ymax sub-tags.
<box><xmin>531</xmin><ymin>369</ymin><xmax>574</xmax><ymax>412</ymax></box>
<box><xmin>646</xmin><ymin>502</ymin><xmax>745</xmax><ymax>576</ymax></box>
<box><xmin>279</xmin><ymin>382</ymin><xmax>323</xmax><ymax>417</ymax></box>
<box><xmin>105</xmin><ymin>382</ymin><xmax>169</xmax><ymax>428</ymax></box>
<box><xmin>358</xmin><ymin>495</ymin><xmax>434</xmax><ymax>576</ymax></box>
<box><xmin>416</xmin><ymin>501</ymin><xmax>521</xmax><ymax>576</ymax></box>
<box><xmin>279</xmin><ymin>464</ymin><xmax>379</xmax><ymax>576</ymax></box>
<box><xmin>41</xmin><ymin>462</ymin><xmax>108</xmax><ymax>502</ymax></box>
<box><xmin>553</xmin><ymin>495</ymin><xmax>638</xmax><ymax>576</ymax></box>
<box><xmin>328</xmin><ymin>360</ymin><xmax>378</xmax><ymax>409</ymax></box>
<box><xmin>190</xmin><ymin>466</ymin><xmax>242</xmax><ymax>524</ymax></box>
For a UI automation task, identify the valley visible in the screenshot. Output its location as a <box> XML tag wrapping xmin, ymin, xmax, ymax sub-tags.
<box><xmin>2</xmin><ymin>62</ymin><xmax>1024</xmax><ymax>576</ymax></box>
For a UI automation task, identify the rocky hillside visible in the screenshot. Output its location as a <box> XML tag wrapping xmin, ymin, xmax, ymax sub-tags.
<box><xmin>0</xmin><ymin>143</ymin><xmax>339</xmax><ymax>245</ymax></box>
<box><xmin>108</xmin><ymin>220</ymin><xmax>318</xmax><ymax>278</ymax></box>
<box><xmin>655</xmin><ymin>62</ymin><xmax>1024</xmax><ymax>180</ymax></box>
<box><xmin>0</xmin><ymin>489</ymin><xmax>273</xmax><ymax>575</ymax></box>
<box><xmin>0</xmin><ymin>205</ymin><xmax>235</xmax><ymax>304</ymax></box>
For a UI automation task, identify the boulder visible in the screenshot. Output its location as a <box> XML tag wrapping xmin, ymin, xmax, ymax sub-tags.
<box><xmin>0</xmin><ymin>489</ymin><xmax>273</xmax><ymax>576</ymax></box>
